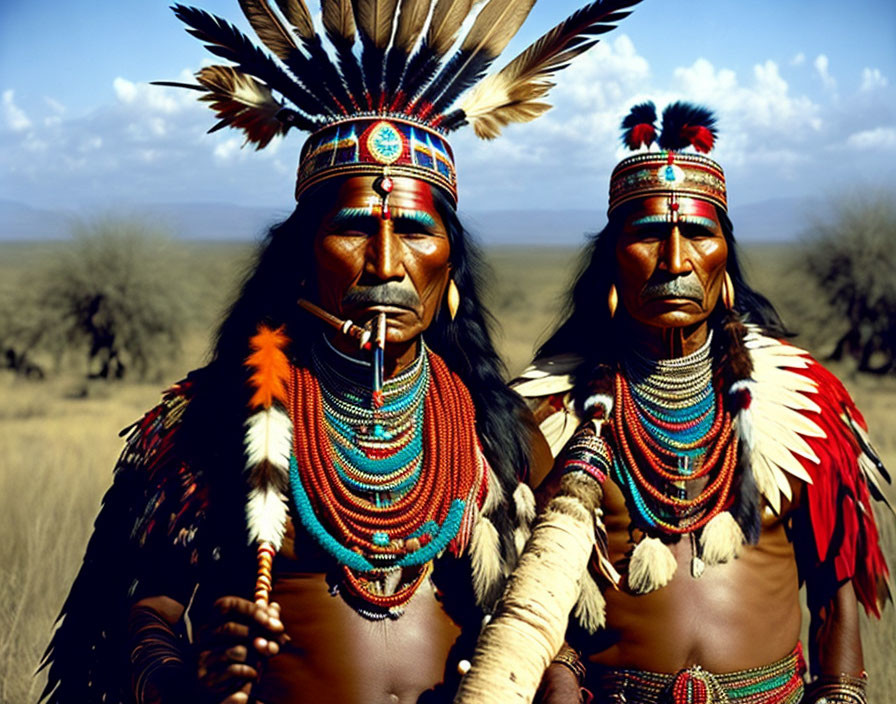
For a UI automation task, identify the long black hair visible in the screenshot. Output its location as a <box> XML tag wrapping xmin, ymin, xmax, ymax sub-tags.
<box><xmin>179</xmin><ymin>178</ymin><xmax>532</xmax><ymax>581</ymax></box>
<box><xmin>537</xmin><ymin>206</ymin><xmax>790</xmax><ymax>406</ymax></box>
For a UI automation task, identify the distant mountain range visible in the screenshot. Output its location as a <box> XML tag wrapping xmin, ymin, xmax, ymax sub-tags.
<box><xmin>0</xmin><ymin>197</ymin><xmax>817</xmax><ymax>244</ymax></box>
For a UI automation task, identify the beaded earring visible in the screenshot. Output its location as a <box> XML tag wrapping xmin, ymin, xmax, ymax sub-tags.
<box><xmin>608</xmin><ymin>284</ymin><xmax>618</xmax><ymax>318</ymax></box>
<box><xmin>447</xmin><ymin>280</ymin><xmax>460</xmax><ymax>320</ymax></box>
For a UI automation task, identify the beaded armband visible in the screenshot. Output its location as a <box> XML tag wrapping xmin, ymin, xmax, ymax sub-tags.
<box><xmin>552</xmin><ymin>644</ymin><xmax>587</xmax><ymax>685</ymax></box>
<box><xmin>561</xmin><ymin>430</ymin><xmax>612</xmax><ymax>485</ymax></box>
<box><xmin>805</xmin><ymin>672</ymin><xmax>868</xmax><ymax>704</ymax></box>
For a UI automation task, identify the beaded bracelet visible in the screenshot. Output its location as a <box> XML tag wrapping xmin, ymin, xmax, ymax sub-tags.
<box><xmin>552</xmin><ymin>644</ymin><xmax>587</xmax><ymax>685</ymax></box>
<box><xmin>804</xmin><ymin>671</ymin><xmax>868</xmax><ymax>704</ymax></box>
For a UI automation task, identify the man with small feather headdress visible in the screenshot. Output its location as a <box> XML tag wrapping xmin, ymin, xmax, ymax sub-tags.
<box><xmin>455</xmin><ymin>102</ymin><xmax>894</xmax><ymax>704</ymax></box>
<box><xmin>39</xmin><ymin>1</ymin><xmax>642</xmax><ymax>703</ymax></box>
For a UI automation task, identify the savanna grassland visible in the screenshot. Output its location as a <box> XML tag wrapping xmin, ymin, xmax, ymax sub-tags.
<box><xmin>1</xmin><ymin>240</ymin><xmax>894</xmax><ymax>703</ymax></box>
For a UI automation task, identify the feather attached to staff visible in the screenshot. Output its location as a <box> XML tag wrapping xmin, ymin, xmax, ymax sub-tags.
<box><xmin>243</xmin><ymin>325</ymin><xmax>293</xmax><ymax>602</ymax></box>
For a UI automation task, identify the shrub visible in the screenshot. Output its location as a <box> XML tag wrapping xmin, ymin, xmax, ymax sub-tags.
<box><xmin>802</xmin><ymin>192</ymin><xmax>896</xmax><ymax>373</ymax></box>
<box><xmin>35</xmin><ymin>218</ymin><xmax>189</xmax><ymax>380</ymax></box>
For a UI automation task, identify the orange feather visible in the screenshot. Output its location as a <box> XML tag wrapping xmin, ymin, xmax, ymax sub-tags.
<box><xmin>246</xmin><ymin>325</ymin><xmax>292</xmax><ymax>409</ymax></box>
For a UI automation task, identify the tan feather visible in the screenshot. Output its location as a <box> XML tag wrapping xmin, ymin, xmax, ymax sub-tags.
<box><xmin>512</xmin><ymin>373</ymin><xmax>574</xmax><ymax>398</ymax></box>
<box><xmin>354</xmin><ymin>0</ymin><xmax>401</xmax><ymax>48</ymax></box>
<box><xmin>394</xmin><ymin>0</ymin><xmax>433</xmax><ymax>51</ymax></box>
<box><xmin>274</xmin><ymin>0</ymin><xmax>316</xmax><ymax>38</ymax></box>
<box><xmin>470</xmin><ymin>515</ymin><xmax>504</xmax><ymax>605</ymax></box>
<box><xmin>458</xmin><ymin>0</ymin><xmax>536</xmax><ymax>57</ymax></box>
<box><xmin>427</xmin><ymin>0</ymin><xmax>476</xmax><ymax>55</ymax></box>
<box><xmin>573</xmin><ymin>570</ymin><xmax>606</xmax><ymax>633</ymax></box>
<box><xmin>540</xmin><ymin>407</ymin><xmax>579</xmax><ymax>458</ymax></box>
<box><xmin>238</xmin><ymin>0</ymin><xmax>299</xmax><ymax>62</ymax></box>
<box><xmin>460</xmin><ymin>0</ymin><xmax>638</xmax><ymax>139</ymax></box>
<box><xmin>195</xmin><ymin>65</ymin><xmax>288</xmax><ymax>149</ymax></box>
<box><xmin>323</xmin><ymin>0</ymin><xmax>357</xmax><ymax>42</ymax></box>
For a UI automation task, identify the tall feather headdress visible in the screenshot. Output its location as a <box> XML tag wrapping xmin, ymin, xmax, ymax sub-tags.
<box><xmin>155</xmin><ymin>0</ymin><xmax>643</xmax><ymax>203</ymax></box>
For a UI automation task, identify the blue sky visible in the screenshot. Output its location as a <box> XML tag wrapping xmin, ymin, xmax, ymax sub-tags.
<box><xmin>2</xmin><ymin>0</ymin><xmax>895</xmax><ymax>215</ymax></box>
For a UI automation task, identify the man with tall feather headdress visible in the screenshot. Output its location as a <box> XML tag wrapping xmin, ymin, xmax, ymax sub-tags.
<box><xmin>455</xmin><ymin>102</ymin><xmax>894</xmax><ymax>704</ymax></box>
<box><xmin>39</xmin><ymin>1</ymin><xmax>642</xmax><ymax>703</ymax></box>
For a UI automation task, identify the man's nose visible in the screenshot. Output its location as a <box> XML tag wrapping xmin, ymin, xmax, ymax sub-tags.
<box><xmin>661</xmin><ymin>226</ymin><xmax>690</xmax><ymax>275</ymax></box>
<box><xmin>366</xmin><ymin>220</ymin><xmax>404</xmax><ymax>281</ymax></box>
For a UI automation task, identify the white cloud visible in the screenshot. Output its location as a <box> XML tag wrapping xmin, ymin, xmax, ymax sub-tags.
<box><xmin>114</xmin><ymin>77</ymin><xmax>186</xmax><ymax>114</ymax></box>
<box><xmin>814</xmin><ymin>54</ymin><xmax>836</xmax><ymax>90</ymax></box>
<box><xmin>673</xmin><ymin>58</ymin><xmax>821</xmax><ymax>135</ymax></box>
<box><xmin>860</xmin><ymin>67</ymin><xmax>888</xmax><ymax>92</ymax></box>
<box><xmin>790</xmin><ymin>52</ymin><xmax>805</xmax><ymax>67</ymax></box>
<box><xmin>3</xmin><ymin>90</ymin><xmax>32</xmax><ymax>131</ymax></box>
<box><xmin>213</xmin><ymin>137</ymin><xmax>241</xmax><ymax>161</ymax></box>
<box><xmin>44</xmin><ymin>96</ymin><xmax>66</xmax><ymax>114</ymax></box>
<box><xmin>846</xmin><ymin>127</ymin><xmax>896</xmax><ymax>150</ymax></box>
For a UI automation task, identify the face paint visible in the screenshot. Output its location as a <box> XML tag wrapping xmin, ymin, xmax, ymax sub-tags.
<box><xmin>313</xmin><ymin>175</ymin><xmax>452</xmax><ymax>357</ymax></box>
<box><xmin>615</xmin><ymin>195</ymin><xmax>728</xmax><ymax>336</ymax></box>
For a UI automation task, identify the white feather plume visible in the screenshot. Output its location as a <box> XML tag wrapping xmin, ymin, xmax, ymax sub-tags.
<box><xmin>244</xmin><ymin>406</ymin><xmax>293</xmax><ymax>548</ymax></box>
<box><xmin>244</xmin><ymin>406</ymin><xmax>293</xmax><ymax>473</ymax></box>
<box><xmin>246</xmin><ymin>486</ymin><xmax>290</xmax><ymax>547</ymax></box>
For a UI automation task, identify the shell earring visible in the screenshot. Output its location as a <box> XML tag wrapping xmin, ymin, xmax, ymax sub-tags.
<box><xmin>608</xmin><ymin>284</ymin><xmax>618</xmax><ymax>318</ymax></box>
<box><xmin>722</xmin><ymin>272</ymin><xmax>735</xmax><ymax>310</ymax></box>
<box><xmin>447</xmin><ymin>280</ymin><xmax>460</xmax><ymax>320</ymax></box>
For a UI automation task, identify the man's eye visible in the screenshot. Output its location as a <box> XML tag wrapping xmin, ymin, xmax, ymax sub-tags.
<box><xmin>634</xmin><ymin>227</ymin><xmax>665</xmax><ymax>240</ymax></box>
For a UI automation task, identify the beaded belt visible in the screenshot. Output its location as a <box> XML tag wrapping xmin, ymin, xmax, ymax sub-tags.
<box><xmin>595</xmin><ymin>643</ymin><xmax>805</xmax><ymax>704</ymax></box>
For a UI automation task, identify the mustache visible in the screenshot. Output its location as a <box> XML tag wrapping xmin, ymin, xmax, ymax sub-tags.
<box><xmin>341</xmin><ymin>283</ymin><xmax>421</xmax><ymax>310</ymax></box>
<box><xmin>641</xmin><ymin>273</ymin><xmax>705</xmax><ymax>302</ymax></box>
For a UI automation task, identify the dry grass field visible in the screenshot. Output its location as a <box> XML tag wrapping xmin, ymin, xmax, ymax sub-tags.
<box><xmin>1</xmin><ymin>241</ymin><xmax>894</xmax><ymax>702</ymax></box>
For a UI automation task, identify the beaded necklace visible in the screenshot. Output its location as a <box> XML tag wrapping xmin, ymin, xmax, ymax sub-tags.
<box><xmin>289</xmin><ymin>339</ymin><xmax>486</xmax><ymax>617</ymax></box>
<box><xmin>611</xmin><ymin>333</ymin><xmax>738</xmax><ymax>534</ymax></box>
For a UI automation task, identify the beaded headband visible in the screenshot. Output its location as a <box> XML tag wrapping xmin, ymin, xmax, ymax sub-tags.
<box><xmin>296</xmin><ymin>117</ymin><xmax>456</xmax><ymax>201</ymax></box>
<box><xmin>154</xmin><ymin>0</ymin><xmax>643</xmax><ymax>205</ymax></box>
<box><xmin>608</xmin><ymin>101</ymin><xmax>727</xmax><ymax>214</ymax></box>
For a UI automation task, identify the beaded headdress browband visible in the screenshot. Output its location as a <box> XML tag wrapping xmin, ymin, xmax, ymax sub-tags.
<box><xmin>157</xmin><ymin>0</ymin><xmax>643</xmax><ymax>205</ymax></box>
<box><xmin>609</xmin><ymin>101</ymin><xmax>727</xmax><ymax>214</ymax></box>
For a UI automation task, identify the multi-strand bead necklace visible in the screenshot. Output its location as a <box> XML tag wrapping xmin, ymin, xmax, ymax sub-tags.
<box><xmin>289</xmin><ymin>338</ymin><xmax>485</xmax><ymax>617</ymax></box>
<box><xmin>611</xmin><ymin>333</ymin><xmax>738</xmax><ymax>534</ymax></box>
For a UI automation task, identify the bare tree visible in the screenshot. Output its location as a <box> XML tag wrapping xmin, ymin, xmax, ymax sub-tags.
<box><xmin>802</xmin><ymin>192</ymin><xmax>896</xmax><ymax>374</ymax></box>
